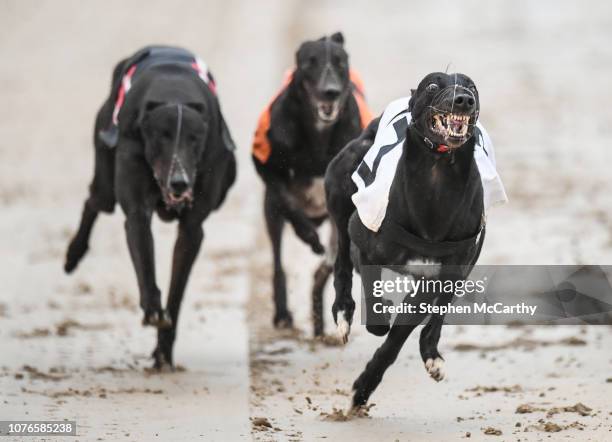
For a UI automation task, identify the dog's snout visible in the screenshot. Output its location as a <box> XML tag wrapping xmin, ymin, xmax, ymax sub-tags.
<box><xmin>317</xmin><ymin>65</ymin><xmax>343</xmax><ymax>102</ymax></box>
<box><xmin>169</xmin><ymin>176</ymin><xmax>189</xmax><ymax>197</ymax></box>
<box><xmin>453</xmin><ymin>93</ymin><xmax>475</xmax><ymax>110</ymax></box>
<box><xmin>322</xmin><ymin>88</ymin><xmax>341</xmax><ymax>101</ymax></box>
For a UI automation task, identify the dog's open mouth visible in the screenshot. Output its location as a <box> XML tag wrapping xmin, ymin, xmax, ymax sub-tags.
<box><xmin>431</xmin><ymin>113</ymin><xmax>471</xmax><ymax>141</ymax></box>
<box><xmin>163</xmin><ymin>189</ymin><xmax>194</xmax><ymax>210</ymax></box>
<box><xmin>316</xmin><ymin>100</ymin><xmax>340</xmax><ymax>123</ymax></box>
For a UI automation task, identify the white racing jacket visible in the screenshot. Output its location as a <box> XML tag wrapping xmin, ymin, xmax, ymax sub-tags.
<box><xmin>351</xmin><ymin>97</ymin><xmax>508</xmax><ymax>232</ymax></box>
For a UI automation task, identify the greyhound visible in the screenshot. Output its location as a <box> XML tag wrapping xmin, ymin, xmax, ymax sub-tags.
<box><xmin>252</xmin><ymin>32</ymin><xmax>372</xmax><ymax>336</ymax></box>
<box><xmin>325</xmin><ymin>72</ymin><xmax>486</xmax><ymax>407</ymax></box>
<box><xmin>64</xmin><ymin>46</ymin><xmax>236</xmax><ymax>369</ymax></box>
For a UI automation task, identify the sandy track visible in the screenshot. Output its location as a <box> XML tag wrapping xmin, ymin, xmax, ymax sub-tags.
<box><xmin>1</xmin><ymin>1</ymin><xmax>612</xmax><ymax>441</ymax></box>
<box><xmin>248</xmin><ymin>242</ymin><xmax>612</xmax><ymax>440</ymax></box>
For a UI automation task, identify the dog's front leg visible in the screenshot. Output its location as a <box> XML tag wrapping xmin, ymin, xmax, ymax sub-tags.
<box><xmin>419</xmin><ymin>288</ymin><xmax>454</xmax><ymax>382</ymax></box>
<box><xmin>264</xmin><ymin>188</ymin><xmax>293</xmax><ymax>328</ymax></box>
<box><xmin>258</xmin><ymin>166</ymin><xmax>324</xmax><ymax>254</ymax></box>
<box><xmin>283</xmin><ymin>207</ymin><xmax>325</xmax><ymax>255</ymax></box>
<box><xmin>115</xmin><ymin>149</ymin><xmax>169</xmax><ymax>328</ymax></box>
<box><xmin>362</xmin><ymin>265</ymin><xmax>392</xmax><ymax>337</ymax></box>
<box><xmin>124</xmin><ymin>208</ymin><xmax>170</xmax><ymax>328</ymax></box>
<box><xmin>153</xmin><ymin>220</ymin><xmax>204</xmax><ymax>369</ymax></box>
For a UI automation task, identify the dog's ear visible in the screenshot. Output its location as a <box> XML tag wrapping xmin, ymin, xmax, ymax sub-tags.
<box><xmin>295</xmin><ymin>41</ymin><xmax>308</xmax><ymax>67</ymax></box>
<box><xmin>330</xmin><ymin>32</ymin><xmax>345</xmax><ymax>45</ymax></box>
<box><xmin>215</xmin><ymin>101</ymin><xmax>236</xmax><ymax>152</ymax></box>
<box><xmin>408</xmin><ymin>89</ymin><xmax>417</xmax><ymax>112</ymax></box>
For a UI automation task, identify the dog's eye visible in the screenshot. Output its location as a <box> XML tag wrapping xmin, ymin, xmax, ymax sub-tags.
<box><xmin>333</xmin><ymin>56</ymin><xmax>345</xmax><ymax>67</ymax></box>
<box><xmin>303</xmin><ymin>55</ymin><xmax>317</xmax><ymax>68</ymax></box>
<box><xmin>187</xmin><ymin>135</ymin><xmax>199</xmax><ymax>146</ymax></box>
<box><xmin>426</xmin><ymin>83</ymin><xmax>439</xmax><ymax>93</ymax></box>
<box><xmin>160</xmin><ymin>130</ymin><xmax>172</xmax><ymax>140</ymax></box>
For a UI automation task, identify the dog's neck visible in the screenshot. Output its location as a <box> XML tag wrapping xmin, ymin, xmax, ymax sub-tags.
<box><xmin>386</xmin><ymin>127</ymin><xmax>481</xmax><ymax>242</ymax></box>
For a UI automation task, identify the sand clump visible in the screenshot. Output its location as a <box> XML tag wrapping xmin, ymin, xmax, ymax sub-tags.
<box><xmin>482</xmin><ymin>426</ymin><xmax>502</xmax><ymax>436</ymax></box>
<box><xmin>526</xmin><ymin>420</ymin><xmax>586</xmax><ymax>433</ymax></box>
<box><xmin>516</xmin><ymin>402</ymin><xmax>592</xmax><ymax>418</ymax></box>
<box><xmin>467</xmin><ymin>385</ymin><xmax>522</xmax><ymax>395</ymax></box>
<box><xmin>320</xmin><ymin>404</ymin><xmax>376</xmax><ymax>422</ymax></box>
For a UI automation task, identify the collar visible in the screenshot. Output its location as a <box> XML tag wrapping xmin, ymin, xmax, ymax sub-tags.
<box><xmin>422</xmin><ymin>136</ymin><xmax>451</xmax><ymax>153</ymax></box>
<box><xmin>410</xmin><ymin>123</ymin><xmax>453</xmax><ymax>155</ymax></box>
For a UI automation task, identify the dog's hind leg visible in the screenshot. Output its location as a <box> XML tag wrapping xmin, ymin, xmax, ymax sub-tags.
<box><xmin>264</xmin><ymin>187</ymin><xmax>292</xmax><ymax>328</ymax></box>
<box><xmin>153</xmin><ymin>221</ymin><xmax>204</xmax><ymax>370</ymax></box>
<box><xmin>352</xmin><ymin>323</ymin><xmax>418</xmax><ymax>408</ymax></box>
<box><xmin>64</xmin><ymin>145</ymin><xmax>115</xmax><ymax>273</ymax></box>
<box><xmin>64</xmin><ymin>198</ymin><xmax>99</xmax><ymax>273</ymax></box>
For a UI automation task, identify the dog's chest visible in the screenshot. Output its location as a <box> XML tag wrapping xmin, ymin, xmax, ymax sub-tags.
<box><xmin>403</xmin><ymin>258</ymin><xmax>442</xmax><ymax>279</ymax></box>
<box><xmin>373</xmin><ymin>242</ymin><xmax>443</xmax><ymax>278</ymax></box>
<box><xmin>289</xmin><ymin>145</ymin><xmax>336</xmax><ymax>176</ymax></box>
<box><xmin>289</xmin><ymin>128</ymin><xmax>341</xmax><ymax>175</ymax></box>
<box><xmin>287</xmin><ymin>177</ymin><xmax>327</xmax><ymax>218</ymax></box>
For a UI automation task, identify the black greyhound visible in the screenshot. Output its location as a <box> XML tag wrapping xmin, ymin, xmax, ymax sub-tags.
<box><xmin>65</xmin><ymin>46</ymin><xmax>236</xmax><ymax>369</ymax></box>
<box><xmin>252</xmin><ymin>32</ymin><xmax>372</xmax><ymax>336</ymax></box>
<box><xmin>325</xmin><ymin>72</ymin><xmax>485</xmax><ymax>407</ymax></box>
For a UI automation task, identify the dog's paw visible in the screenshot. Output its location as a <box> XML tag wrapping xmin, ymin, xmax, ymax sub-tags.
<box><xmin>142</xmin><ymin>309</ymin><xmax>172</xmax><ymax>329</ymax></box>
<box><xmin>424</xmin><ymin>357</ymin><xmax>445</xmax><ymax>382</ymax></box>
<box><xmin>304</xmin><ymin>230</ymin><xmax>325</xmax><ymax>255</ymax></box>
<box><xmin>64</xmin><ymin>241</ymin><xmax>88</xmax><ymax>273</ymax></box>
<box><xmin>295</xmin><ymin>224</ymin><xmax>325</xmax><ymax>255</ymax></box>
<box><xmin>351</xmin><ymin>372</ymin><xmax>373</xmax><ymax>408</ymax></box>
<box><xmin>273</xmin><ymin>311</ymin><xmax>294</xmax><ymax>329</ymax></box>
<box><xmin>336</xmin><ymin>310</ymin><xmax>351</xmax><ymax>344</ymax></box>
<box><xmin>63</xmin><ymin>258</ymin><xmax>78</xmax><ymax>274</ymax></box>
<box><xmin>152</xmin><ymin>347</ymin><xmax>174</xmax><ymax>372</ymax></box>
<box><xmin>310</xmin><ymin>240</ymin><xmax>325</xmax><ymax>255</ymax></box>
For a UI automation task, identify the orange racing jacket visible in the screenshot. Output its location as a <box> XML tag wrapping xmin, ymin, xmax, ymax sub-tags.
<box><xmin>252</xmin><ymin>69</ymin><xmax>373</xmax><ymax>164</ymax></box>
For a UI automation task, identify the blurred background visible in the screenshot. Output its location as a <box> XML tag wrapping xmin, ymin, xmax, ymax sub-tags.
<box><xmin>2</xmin><ymin>0</ymin><xmax>612</xmax><ymax>263</ymax></box>
<box><xmin>1</xmin><ymin>1</ymin><xmax>611</xmax><ymax>440</ymax></box>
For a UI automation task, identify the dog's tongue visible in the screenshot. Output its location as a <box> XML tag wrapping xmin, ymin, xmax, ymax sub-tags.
<box><xmin>450</xmin><ymin>118</ymin><xmax>463</xmax><ymax>131</ymax></box>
